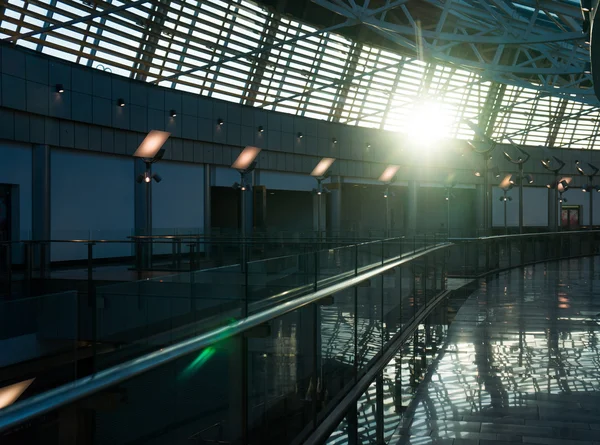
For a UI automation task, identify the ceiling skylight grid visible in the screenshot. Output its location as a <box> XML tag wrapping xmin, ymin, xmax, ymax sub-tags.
<box><xmin>1</xmin><ymin>0</ymin><xmax>600</xmax><ymax>149</ymax></box>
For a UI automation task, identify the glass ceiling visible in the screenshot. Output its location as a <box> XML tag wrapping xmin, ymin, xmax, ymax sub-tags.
<box><xmin>1</xmin><ymin>0</ymin><xmax>598</xmax><ymax>149</ymax></box>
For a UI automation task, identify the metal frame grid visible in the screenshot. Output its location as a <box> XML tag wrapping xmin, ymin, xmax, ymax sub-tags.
<box><xmin>1</xmin><ymin>0</ymin><xmax>599</xmax><ymax>148</ymax></box>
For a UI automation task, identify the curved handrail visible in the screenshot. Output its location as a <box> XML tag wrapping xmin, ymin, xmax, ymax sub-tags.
<box><xmin>450</xmin><ymin>228</ymin><xmax>600</xmax><ymax>242</ymax></box>
<box><xmin>0</xmin><ymin>242</ymin><xmax>451</xmax><ymax>433</ymax></box>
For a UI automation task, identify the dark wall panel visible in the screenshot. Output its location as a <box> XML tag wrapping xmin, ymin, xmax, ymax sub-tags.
<box><xmin>265</xmin><ymin>190</ymin><xmax>313</xmax><ymax>232</ymax></box>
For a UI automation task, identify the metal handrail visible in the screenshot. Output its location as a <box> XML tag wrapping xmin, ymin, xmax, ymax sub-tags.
<box><xmin>450</xmin><ymin>228</ymin><xmax>600</xmax><ymax>242</ymax></box>
<box><xmin>0</xmin><ymin>242</ymin><xmax>451</xmax><ymax>433</ymax></box>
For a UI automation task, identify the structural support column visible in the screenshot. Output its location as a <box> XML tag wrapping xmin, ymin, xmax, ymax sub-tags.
<box><xmin>548</xmin><ymin>185</ymin><xmax>557</xmax><ymax>232</ymax></box>
<box><xmin>475</xmin><ymin>184</ymin><xmax>485</xmax><ymax>235</ymax></box>
<box><xmin>32</xmin><ymin>144</ymin><xmax>51</xmax><ymax>272</ymax></box>
<box><xmin>134</xmin><ymin>158</ymin><xmax>151</xmax><ymax>268</ymax></box>
<box><xmin>204</xmin><ymin>164</ymin><xmax>212</xmax><ymax>237</ymax></box>
<box><xmin>406</xmin><ymin>180</ymin><xmax>418</xmax><ymax>236</ymax></box>
<box><xmin>312</xmin><ymin>193</ymin><xmax>326</xmax><ymax>235</ymax></box>
<box><xmin>330</xmin><ymin>177</ymin><xmax>342</xmax><ymax>235</ymax></box>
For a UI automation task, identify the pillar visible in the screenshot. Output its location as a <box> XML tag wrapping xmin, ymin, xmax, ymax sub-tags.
<box><xmin>134</xmin><ymin>158</ymin><xmax>151</xmax><ymax>268</ymax></box>
<box><xmin>475</xmin><ymin>184</ymin><xmax>485</xmax><ymax>236</ymax></box>
<box><xmin>548</xmin><ymin>186</ymin><xmax>557</xmax><ymax>232</ymax></box>
<box><xmin>312</xmin><ymin>193</ymin><xmax>326</xmax><ymax>234</ymax></box>
<box><xmin>134</xmin><ymin>158</ymin><xmax>151</xmax><ymax>236</ymax></box>
<box><xmin>204</xmin><ymin>164</ymin><xmax>212</xmax><ymax>237</ymax></box>
<box><xmin>406</xmin><ymin>180</ymin><xmax>418</xmax><ymax>236</ymax></box>
<box><xmin>330</xmin><ymin>176</ymin><xmax>342</xmax><ymax>235</ymax></box>
<box><xmin>32</xmin><ymin>144</ymin><xmax>51</xmax><ymax>271</ymax></box>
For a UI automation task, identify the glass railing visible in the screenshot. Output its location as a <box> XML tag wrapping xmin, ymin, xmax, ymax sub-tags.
<box><xmin>0</xmin><ymin>237</ymin><xmax>448</xmax><ymax>445</ymax></box>
<box><xmin>308</xmin><ymin>229</ymin><xmax>600</xmax><ymax>444</ymax></box>
<box><xmin>1</xmin><ymin>231</ymin><xmax>598</xmax><ymax>445</ymax></box>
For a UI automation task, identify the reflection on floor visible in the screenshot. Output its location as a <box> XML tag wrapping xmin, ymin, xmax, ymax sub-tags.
<box><xmin>392</xmin><ymin>257</ymin><xmax>600</xmax><ymax>445</ymax></box>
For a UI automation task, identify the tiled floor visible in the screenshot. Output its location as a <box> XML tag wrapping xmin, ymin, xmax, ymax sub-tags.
<box><xmin>392</xmin><ymin>257</ymin><xmax>600</xmax><ymax>445</ymax></box>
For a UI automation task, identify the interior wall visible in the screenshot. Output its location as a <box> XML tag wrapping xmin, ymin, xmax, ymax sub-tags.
<box><xmin>417</xmin><ymin>186</ymin><xmax>476</xmax><ymax>237</ymax></box>
<box><xmin>0</xmin><ymin>142</ymin><xmax>32</xmax><ymax>240</ymax></box>
<box><xmin>152</xmin><ymin>161</ymin><xmax>204</xmax><ymax>232</ymax></box>
<box><xmin>558</xmin><ymin>189</ymin><xmax>600</xmax><ymax>226</ymax></box>
<box><xmin>50</xmin><ymin>148</ymin><xmax>134</xmax><ymax>260</ymax></box>
<box><xmin>341</xmin><ymin>184</ymin><xmax>392</xmax><ymax>233</ymax></box>
<box><xmin>260</xmin><ymin>171</ymin><xmax>315</xmax><ymax>191</ymax></box>
<box><xmin>492</xmin><ymin>186</ymin><xmax>548</xmax><ymax>227</ymax></box>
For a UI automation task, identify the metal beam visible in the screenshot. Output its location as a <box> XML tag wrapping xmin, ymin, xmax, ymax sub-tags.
<box><xmin>151</xmin><ymin>19</ymin><xmax>357</xmax><ymax>84</ymax></box>
<box><xmin>3</xmin><ymin>0</ymin><xmax>153</xmax><ymax>42</ymax></box>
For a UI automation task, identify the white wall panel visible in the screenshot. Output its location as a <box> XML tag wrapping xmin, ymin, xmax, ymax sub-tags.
<box><xmin>0</xmin><ymin>142</ymin><xmax>32</xmax><ymax>239</ymax></box>
<box><xmin>51</xmin><ymin>149</ymin><xmax>134</xmax><ymax>260</ymax></box>
<box><xmin>214</xmin><ymin>166</ymin><xmax>239</xmax><ymax>187</ymax></box>
<box><xmin>152</xmin><ymin>161</ymin><xmax>204</xmax><ymax>231</ymax></box>
<box><xmin>492</xmin><ymin>186</ymin><xmax>548</xmax><ymax>227</ymax></box>
<box><xmin>260</xmin><ymin>171</ymin><xmax>315</xmax><ymax>191</ymax></box>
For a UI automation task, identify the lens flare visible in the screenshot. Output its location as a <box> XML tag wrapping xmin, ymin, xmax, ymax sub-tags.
<box><xmin>406</xmin><ymin>101</ymin><xmax>454</xmax><ymax>148</ymax></box>
<box><xmin>181</xmin><ymin>347</ymin><xmax>216</xmax><ymax>378</ymax></box>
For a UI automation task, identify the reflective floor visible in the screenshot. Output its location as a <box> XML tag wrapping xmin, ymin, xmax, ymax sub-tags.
<box><xmin>392</xmin><ymin>257</ymin><xmax>600</xmax><ymax>445</ymax></box>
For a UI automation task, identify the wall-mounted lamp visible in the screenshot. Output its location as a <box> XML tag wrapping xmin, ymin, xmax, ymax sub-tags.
<box><xmin>136</xmin><ymin>171</ymin><xmax>162</xmax><ymax>183</ymax></box>
<box><xmin>258</xmin><ymin>125</ymin><xmax>264</xmax><ymax>133</ymax></box>
<box><xmin>332</xmin><ymin>138</ymin><xmax>337</xmax><ymax>144</ymax></box>
<box><xmin>297</xmin><ymin>132</ymin><xmax>303</xmax><ymax>139</ymax></box>
<box><xmin>217</xmin><ymin>118</ymin><xmax>224</xmax><ymax>126</ymax></box>
<box><xmin>311</xmin><ymin>157</ymin><xmax>336</xmax><ymax>177</ymax></box>
<box><xmin>584</xmin><ymin>61</ymin><xmax>592</xmax><ymax>74</ymax></box>
<box><xmin>170</xmin><ymin>110</ymin><xmax>177</xmax><ymax>117</ymax></box>
<box><xmin>492</xmin><ymin>166</ymin><xmax>500</xmax><ymax>178</ymax></box>
<box><xmin>117</xmin><ymin>98</ymin><xmax>125</xmax><ymax>107</ymax></box>
<box><xmin>366</xmin><ymin>143</ymin><xmax>371</xmax><ymax>149</ymax></box>
<box><xmin>56</xmin><ymin>84</ymin><xmax>64</xmax><ymax>93</ymax></box>
<box><xmin>233</xmin><ymin>182</ymin><xmax>248</xmax><ymax>192</ymax></box>
<box><xmin>582</xmin><ymin>0</ymin><xmax>591</xmax><ymax>12</ymax></box>
<box><xmin>474</xmin><ymin>170</ymin><xmax>482</xmax><ymax>177</ymax></box>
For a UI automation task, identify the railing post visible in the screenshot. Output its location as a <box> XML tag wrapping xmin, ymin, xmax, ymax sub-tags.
<box><xmin>87</xmin><ymin>242</ymin><xmax>97</xmax><ymax>372</ymax></box>
<box><xmin>354</xmin><ymin>243</ymin><xmax>358</xmax><ymax>276</ymax></box>
<box><xmin>6</xmin><ymin>244</ymin><xmax>12</xmax><ymax>298</ymax></box>
<box><xmin>376</xmin><ymin>372</ymin><xmax>384</xmax><ymax>444</ymax></box>
<box><xmin>24</xmin><ymin>242</ymin><xmax>32</xmax><ymax>297</ymax></box>
<box><xmin>314</xmin><ymin>250</ymin><xmax>319</xmax><ymax>292</ymax></box>
<box><xmin>40</xmin><ymin>242</ymin><xmax>47</xmax><ymax>279</ymax></box>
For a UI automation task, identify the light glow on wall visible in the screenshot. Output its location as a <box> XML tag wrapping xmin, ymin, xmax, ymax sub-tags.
<box><xmin>379</xmin><ymin>165</ymin><xmax>400</xmax><ymax>183</ymax></box>
<box><xmin>232</xmin><ymin>146</ymin><xmax>261</xmax><ymax>170</ymax></box>
<box><xmin>133</xmin><ymin>131</ymin><xmax>171</xmax><ymax>159</ymax></box>
<box><xmin>0</xmin><ymin>378</ymin><xmax>35</xmax><ymax>410</ymax></box>
<box><xmin>311</xmin><ymin>158</ymin><xmax>335</xmax><ymax>177</ymax></box>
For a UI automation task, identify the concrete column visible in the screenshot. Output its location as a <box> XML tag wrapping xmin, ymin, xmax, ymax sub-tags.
<box><xmin>204</xmin><ymin>164</ymin><xmax>212</xmax><ymax>236</ymax></box>
<box><xmin>548</xmin><ymin>186</ymin><xmax>557</xmax><ymax>232</ymax></box>
<box><xmin>134</xmin><ymin>158</ymin><xmax>152</xmax><ymax>268</ymax></box>
<box><xmin>134</xmin><ymin>158</ymin><xmax>151</xmax><ymax>236</ymax></box>
<box><xmin>475</xmin><ymin>184</ymin><xmax>485</xmax><ymax>235</ymax></box>
<box><xmin>32</xmin><ymin>144</ymin><xmax>51</xmax><ymax>270</ymax></box>
<box><xmin>312</xmin><ymin>193</ymin><xmax>326</xmax><ymax>233</ymax></box>
<box><xmin>406</xmin><ymin>180</ymin><xmax>418</xmax><ymax>236</ymax></box>
<box><xmin>330</xmin><ymin>176</ymin><xmax>342</xmax><ymax>235</ymax></box>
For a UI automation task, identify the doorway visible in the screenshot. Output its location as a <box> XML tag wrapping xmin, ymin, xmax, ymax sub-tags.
<box><xmin>561</xmin><ymin>205</ymin><xmax>581</xmax><ymax>230</ymax></box>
